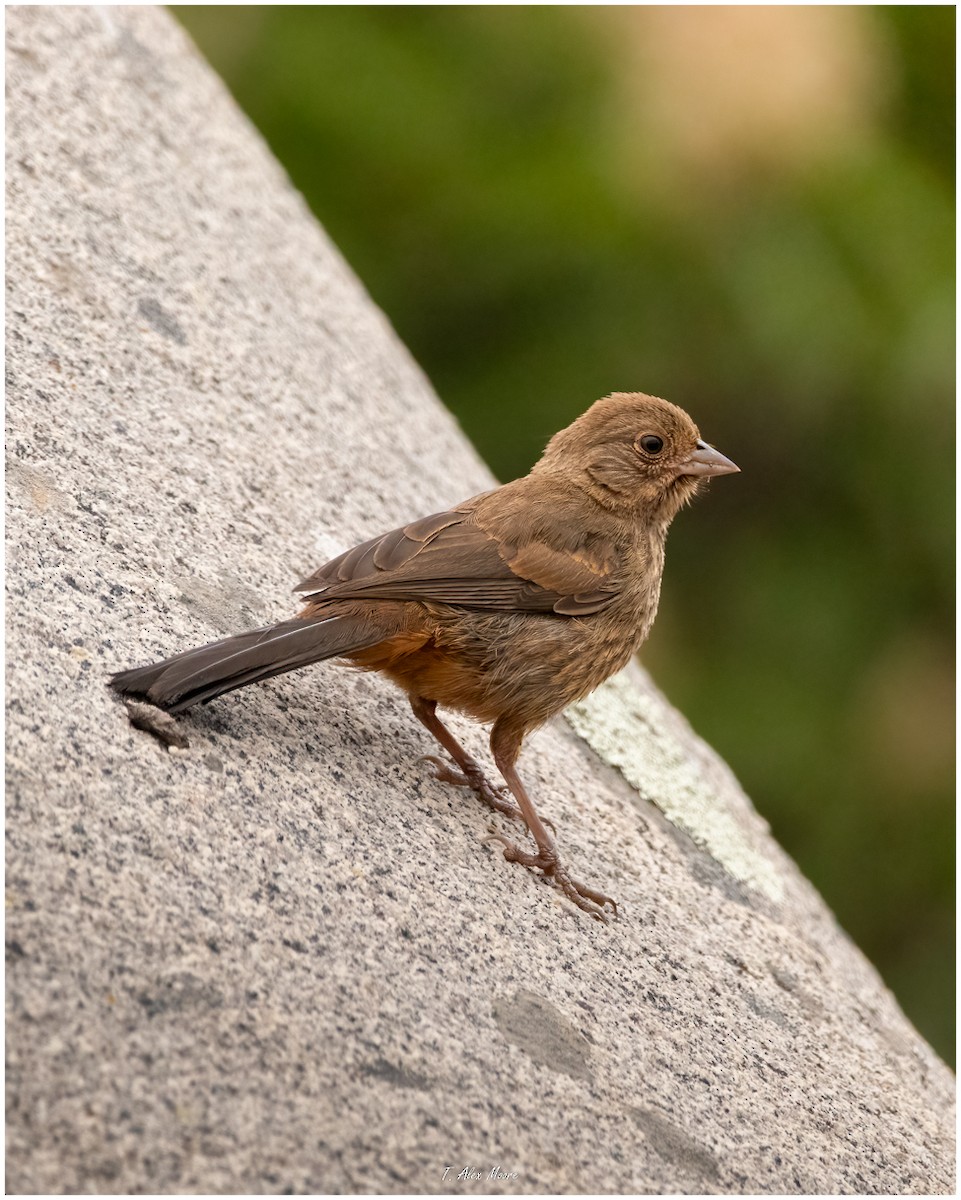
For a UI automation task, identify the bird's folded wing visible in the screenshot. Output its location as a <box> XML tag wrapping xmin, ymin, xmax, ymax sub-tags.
<box><xmin>294</xmin><ymin>507</ymin><xmax>620</xmax><ymax>616</ymax></box>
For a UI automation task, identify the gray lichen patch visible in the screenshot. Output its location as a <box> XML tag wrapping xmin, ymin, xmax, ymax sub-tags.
<box><xmin>137</xmin><ymin>296</ymin><xmax>187</xmax><ymax>345</ymax></box>
<box><xmin>629</xmin><ymin>1106</ymin><xmax>720</xmax><ymax>1183</ymax></box>
<box><xmin>492</xmin><ymin>989</ymin><xmax>592</xmax><ymax>1082</ymax></box>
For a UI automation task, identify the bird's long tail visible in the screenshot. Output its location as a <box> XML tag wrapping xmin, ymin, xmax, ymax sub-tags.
<box><xmin>109</xmin><ymin>613</ymin><xmax>386</xmax><ymax>713</ymax></box>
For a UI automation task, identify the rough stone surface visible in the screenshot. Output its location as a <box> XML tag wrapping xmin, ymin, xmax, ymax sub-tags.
<box><xmin>5</xmin><ymin>6</ymin><xmax>955</xmax><ymax>1195</ymax></box>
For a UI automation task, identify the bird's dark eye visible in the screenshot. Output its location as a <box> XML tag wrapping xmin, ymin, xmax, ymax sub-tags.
<box><xmin>639</xmin><ymin>435</ymin><xmax>664</xmax><ymax>455</ymax></box>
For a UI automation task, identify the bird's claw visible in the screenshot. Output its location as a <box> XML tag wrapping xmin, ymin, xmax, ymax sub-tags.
<box><xmin>419</xmin><ymin>754</ymin><xmax>469</xmax><ymax>788</ymax></box>
<box><xmin>419</xmin><ymin>755</ymin><xmax>526</xmax><ymax>823</ymax></box>
<box><xmin>482</xmin><ymin>834</ymin><xmax>617</xmax><ymax>922</ymax></box>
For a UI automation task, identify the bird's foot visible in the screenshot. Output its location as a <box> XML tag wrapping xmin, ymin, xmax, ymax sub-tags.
<box><xmin>484</xmin><ymin>834</ymin><xmax>618</xmax><ymax>922</ymax></box>
<box><xmin>419</xmin><ymin>755</ymin><xmax>526</xmax><ymax>823</ymax></box>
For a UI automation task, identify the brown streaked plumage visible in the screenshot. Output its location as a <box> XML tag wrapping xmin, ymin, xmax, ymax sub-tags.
<box><xmin>110</xmin><ymin>392</ymin><xmax>739</xmax><ymax>919</ymax></box>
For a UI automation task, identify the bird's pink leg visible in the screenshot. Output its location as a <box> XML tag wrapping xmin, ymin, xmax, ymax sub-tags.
<box><xmin>488</xmin><ymin>718</ymin><xmax>617</xmax><ymax>921</ymax></box>
<box><xmin>410</xmin><ymin>696</ymin><xmax>524</xmax><ymax>822</ymax></box>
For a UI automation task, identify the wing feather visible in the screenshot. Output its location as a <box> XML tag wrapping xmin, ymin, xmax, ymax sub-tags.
<box><xmin>294</xmin><ymin>504</ymin><xmax>621</xmax><ymax>616</ymax></box>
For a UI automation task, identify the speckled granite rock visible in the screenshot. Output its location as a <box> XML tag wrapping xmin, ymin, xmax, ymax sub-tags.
<box><xmin>5</xmin><ymin>6</ymin><xmax>954</xmax><ymax>1195</ymax></box>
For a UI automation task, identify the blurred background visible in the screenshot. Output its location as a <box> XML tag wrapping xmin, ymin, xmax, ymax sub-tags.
<box><xmin>174</xmin><ymin>6</ymin><xmax>954</xmax><ymax>1063</ymax></box>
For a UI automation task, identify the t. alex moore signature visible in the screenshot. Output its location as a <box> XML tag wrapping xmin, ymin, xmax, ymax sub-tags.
<box><xmin>443</xmin><ymin>1165</ymin><xmax>519</xmax><ymax>1183</ymax></box>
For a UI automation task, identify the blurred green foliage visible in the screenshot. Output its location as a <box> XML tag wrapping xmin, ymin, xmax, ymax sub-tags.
<box><xmin>175</xmin><ymin>6</ymin><xmax>954</xmax><ymax>1062</ymax></box>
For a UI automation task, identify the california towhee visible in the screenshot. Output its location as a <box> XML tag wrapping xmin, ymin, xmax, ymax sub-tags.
<box><xmin>111</xmin><ymin>392</ymin><xmax>738</xmax><ymax>919</ymax></box>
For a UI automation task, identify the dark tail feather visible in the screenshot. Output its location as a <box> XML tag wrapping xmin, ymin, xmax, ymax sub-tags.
<box><xmin>109</xmin><ymin>614</ymin><xmax>385</xmax><ymax>713</ymax></box>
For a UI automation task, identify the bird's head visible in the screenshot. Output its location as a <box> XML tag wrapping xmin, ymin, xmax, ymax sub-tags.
<box><xmin>535</xmin><ymin>391</ymin><xmax>739</xmax><ymax>521</ymax></box>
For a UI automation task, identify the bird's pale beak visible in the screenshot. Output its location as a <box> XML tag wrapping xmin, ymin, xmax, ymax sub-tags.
<box><xmin>680</xmin><ymin>440</ymin><xmax>740</xmax><ymax>478</ymax></box>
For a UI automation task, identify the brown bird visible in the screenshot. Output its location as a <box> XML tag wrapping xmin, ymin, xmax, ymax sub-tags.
<box><xmin>110</xmin><ymin>392</ymin><xmax>738</xmax><ymax>919</ymax></box>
